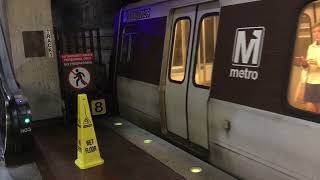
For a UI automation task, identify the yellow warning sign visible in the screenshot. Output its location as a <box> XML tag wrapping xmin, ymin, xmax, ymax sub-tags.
<box><xmin>75</xmin><ymin>94</ymin><xmax>104</xmax><ymax>169</ymax></box>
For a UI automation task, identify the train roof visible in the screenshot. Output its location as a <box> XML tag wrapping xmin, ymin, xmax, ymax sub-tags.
<box><xmin>123</xmin><ymin>0</ymin><xmax>213</xmax><ymax>10</ymax></box>
<box><xmin>123</xmin><ymin>0</ymin><xmax>261</xmax><ymax>10</ymax></box>
<box><xmin>124</xmin><ymin>0</ymin><xmax>169</xmax><ymax>9</ymax></box>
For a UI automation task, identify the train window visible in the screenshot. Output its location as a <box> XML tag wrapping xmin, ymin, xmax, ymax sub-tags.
<box><xmin>288</xmin><ymin>1</ymin><xmax>320</xmax><ymax>113</ymax></box>
<box><xmin>169</xmin><ymin>18</ymin><xmax>191</xmax><ymax>82</ymax></box>
<box><xmin>121</xmin><ymin>33</ymin><xmax>136</xmax><ymax>63</ymax></box>
<box><xmin>194</xmin><ymin>15</ymin><xmax>219</xmax><ymax>88</ymax></box>
<box><xmin>120</xmin><ymin>25</ymin><xmax>136</xmax><ymax>64</ymax></box>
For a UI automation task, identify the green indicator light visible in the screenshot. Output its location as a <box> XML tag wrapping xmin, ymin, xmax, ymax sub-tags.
<box><xmin>24</xmin><ymin>118</ymin><xmax>30</xmax><ymax>124</ymax></box>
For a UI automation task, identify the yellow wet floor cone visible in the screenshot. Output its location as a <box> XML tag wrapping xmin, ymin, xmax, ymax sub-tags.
<box><xmin>75</xmin><ymin>94</ymin><xmax>104</xmax><ymax>169</ymax></box>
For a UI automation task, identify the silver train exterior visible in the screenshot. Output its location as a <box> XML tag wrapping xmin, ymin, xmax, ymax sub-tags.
<box><xmin>112</xmin><ymin>0</ymin><xmax>320</xmax><ymax>179</ymax></box>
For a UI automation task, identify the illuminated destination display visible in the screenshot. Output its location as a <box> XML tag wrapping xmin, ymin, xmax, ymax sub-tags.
<box><xmin>124</xmin><ymin>8</ymin><xmax>151</xmax><ymax>22</ymax></box>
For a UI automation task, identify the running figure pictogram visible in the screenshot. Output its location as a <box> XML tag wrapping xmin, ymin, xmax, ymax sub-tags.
<box><xmin>74</xmin><ymin>69</ymin><xmax>86</xmax><ymax>86</ymax></box>
<box><xmin>69</xmin><ymin>67</ymin><xmax>90</xmax><ymax>89</ymax></box>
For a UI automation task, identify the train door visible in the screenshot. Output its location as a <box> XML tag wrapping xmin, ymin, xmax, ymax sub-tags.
<box><xmin>165</xmin><ymin>2</ymin><xmax>219</xmax><ymax>148</ymax></box>
<box><xmin>187</xmin><ymin>3</ymin><xmax>219</xmax><ymax>149</ymax></box>
<box><xmin>165</xmin><ymin>5</ymin><xmax>196</xmax><ymax>140</ymax></box>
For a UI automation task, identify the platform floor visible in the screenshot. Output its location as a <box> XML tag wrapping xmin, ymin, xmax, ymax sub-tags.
<box><xmin>0</xmin><ymin>160</ymin><xmax>41</xmax><ymax>180</ymax></box>
<box><xmin>33</xmin><ymin>122</ymin><xmax>185</xmax><ymax>180</ymax></box>
<box><xmin>33</xmin><ymin>117</ymin><xmax>236</xmax><ymax>180</ymax></box>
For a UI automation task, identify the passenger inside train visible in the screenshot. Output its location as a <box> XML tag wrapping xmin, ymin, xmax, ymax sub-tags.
<box><xmin>289</xmin><ymin>1</ymin><xmax>320</xmax><ymax>113</ymax></box>
<box><xmin>302</xmin><ymin>22</ymin><xmax>320</xmax><ymax>112</ymax></box>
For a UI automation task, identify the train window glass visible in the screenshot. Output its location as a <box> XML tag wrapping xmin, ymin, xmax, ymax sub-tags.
<box><xmin>128</xmin><ymin>34</ymin><xmax>136</xmax><ymax>62</ymax></box>
<box><xmin>194</xmin><ymin>15</ymin><xmax>219</xmax><ymax>88</ymax></box>
<box><xmin>121</xmin><ymin>33</ymin><xmax>136</xmax><ymax>63</ymax></box>
<box><xmin>169</xmin><ymin>19</ymin><xmax>191</xmax><ymax>82</ymax></box>
<box><xmin>120</xmin><ymin>25</ymin><xmax>136</xmax><ymax>64</ymax></box>
<box><xmin>120</xmin><ymin>35</ymin><xmax>128</xmax><ymax>63</ymax></box>
<box><xmin>288</xmin><ymin>1</ymin><xmax>320</xmax><ymax>113</ymax></box>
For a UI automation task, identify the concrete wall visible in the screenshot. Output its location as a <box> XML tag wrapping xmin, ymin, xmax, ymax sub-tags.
<box><xmin>6</xmin><ymin>0</ymin><xmax>62</xmax><ymax>120</ymax></box>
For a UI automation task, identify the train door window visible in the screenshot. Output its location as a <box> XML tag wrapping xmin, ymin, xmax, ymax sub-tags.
<box><xmin>169</xmin><ymin>18</ymin><xmax>191</xmax><ymax>82</ymax></box>
<box><xmin>288</xmin><ymin>1</ymin><xmax>320</xmax><ymax>113</ymax></box>
<box><xmin>194</xmin><ymin>15</ymin><xmax>219</xmax><ymax>88</ymax></box>
<box><xmin>120</xmin><ymin>26</ymin><xmax>136</xmax><ymax>63</ymax></box>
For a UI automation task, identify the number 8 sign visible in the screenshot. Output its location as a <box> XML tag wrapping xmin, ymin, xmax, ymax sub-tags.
<box><xmin>91</xmin><ymin>99</ymin><xmax>106</xmax><ymax>115</ymax></box>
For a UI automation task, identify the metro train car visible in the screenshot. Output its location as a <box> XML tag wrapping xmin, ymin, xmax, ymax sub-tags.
<box><xmin>112</xmin><ymin>0</ymin><xmax>320</xmax><ymax>179</ymax></box>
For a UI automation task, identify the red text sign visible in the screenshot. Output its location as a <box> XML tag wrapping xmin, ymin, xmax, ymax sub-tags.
<box><xmin>61</xmin><ymin>53</ymin><xmax>94</xmax><ymax>66</ymax></box>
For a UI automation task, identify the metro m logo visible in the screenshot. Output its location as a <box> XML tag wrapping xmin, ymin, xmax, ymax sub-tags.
<box><xmin>232</xmin><ymin>27</ymin><xmax>265</xmax><ymax>67</ymax></box>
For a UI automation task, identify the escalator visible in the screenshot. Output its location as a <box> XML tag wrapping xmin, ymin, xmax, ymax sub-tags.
<box><xmin>0</xmin><ymin>8</ymin><xmax>32</xmax><ymax>164</ymax></box>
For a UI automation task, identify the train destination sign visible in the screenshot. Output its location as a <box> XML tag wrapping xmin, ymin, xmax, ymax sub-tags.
<box><xmin>124</xmin><ymin>8</ymin><xmax>151</xmax><ymax>22</ymax></box>
<box><xmin>61</xmin><ymin>53</ymin><xmax>94</xmax><ymax>66</ymax></box>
